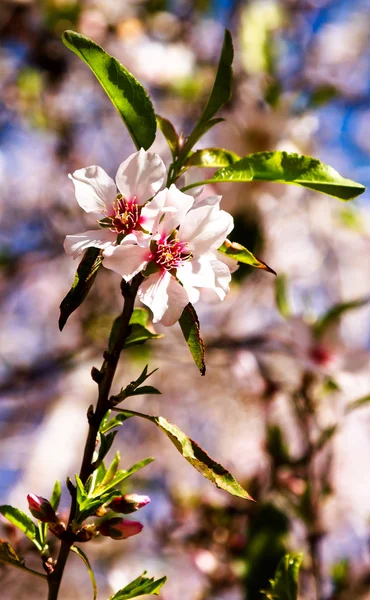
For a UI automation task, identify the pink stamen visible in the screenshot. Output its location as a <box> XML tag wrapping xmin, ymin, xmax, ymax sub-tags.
<box><xmin>109</xmin><ymin>195</ymin><xmax>139</xmax><ymax>234</ymax></box>
<box><xmin>153</xmin><ymin>238</ymin><xmax>192</xmax><ymax>271</ymax></box>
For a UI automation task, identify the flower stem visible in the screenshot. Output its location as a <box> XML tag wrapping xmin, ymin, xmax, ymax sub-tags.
<box><xmin>47</xmin><ymin>274</ymin><xmax>143</xmax><ymax>600</ymax></box>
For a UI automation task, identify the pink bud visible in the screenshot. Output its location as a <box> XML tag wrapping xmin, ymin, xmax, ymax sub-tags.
<box><xmin>109</xmin><ymin>494</ymin><xmax>151</xmax><ymax>514</ymax></box>
<box><xmin>27</xmin><ymin>494</ymin><xmax>57</xmax><ymax>523</ymax></box>
<box><xmin>97</xmin><ymin>518</ymin><xmax>143</xmax><ymax>540</ymax></box>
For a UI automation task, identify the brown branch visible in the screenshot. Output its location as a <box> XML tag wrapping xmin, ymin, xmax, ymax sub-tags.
<box><xmin>47</xmin><ymin>274</ymin><xmax>143</xmax><ymax>600</ymax></box>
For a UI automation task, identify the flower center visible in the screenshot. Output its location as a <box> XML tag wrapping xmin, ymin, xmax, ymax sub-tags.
<box><xmin>99</xmin><ymin>195</ymin><xmax>140</xmax><ymax>234</ymax></box>
<box><xmin>111</xmin><ymin>196</ymin><xmax>139</xmax><ymax>233</ymax></box>
<box><xmin>152</xmin><ymin>238</ymin><xmax>192</xmax><ymax>271</ymax></box>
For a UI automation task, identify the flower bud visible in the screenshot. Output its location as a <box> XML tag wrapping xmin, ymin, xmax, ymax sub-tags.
<box><xmin>108</xmin><ymin>494</ymin><xmax>151</xmax><ymax>514</ymax></box>
<box><xmin>75</xmin><ymin>526</ymin><xmax>95</xmax><ymax>543</ymax></box>
<box><xmin>97</xmin><ymin>518</ymin><xmax>143</xmax><ymax>540</ymax></box>
<box><xmin>48</xmin><ymin>521</ymin><xmax>66</xmax><ymax>539</ymax></box>
<box><xmin>27</xmin><ymin>494</ymin><xmax>57</xmax><ymax>523</ymax></box>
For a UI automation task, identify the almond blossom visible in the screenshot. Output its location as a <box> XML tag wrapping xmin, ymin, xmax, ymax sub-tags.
<box><xmin>103</xmin><ymin>185</ymin><xmax>234</xmax><ymax>326</ymax></box>
<box><xmin>64</xmin><ymin>148</ymin><xmax>166</xmax><ymax>258</ymax></box>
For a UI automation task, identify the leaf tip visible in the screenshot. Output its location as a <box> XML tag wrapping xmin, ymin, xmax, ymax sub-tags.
<box><xmin>262</xmin><ymin>262</ymin><xmax>277</xmax><ymax>276</ymax></box>
<box><xmin>61</xmin><ymin>29</ymin><xmax>74</xmax><ymax>47</ymax></box>
<box><xmin>58</xmin><ymin>313</ymin><xmax>66</xmax><ymax>331</ymax></box>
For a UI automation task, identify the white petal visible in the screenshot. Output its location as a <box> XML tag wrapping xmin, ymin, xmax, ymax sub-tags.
<box><xmin>176</xmin><ymin>262</ymin><xmax>203</xmax><ymax>303</ymax></box>
<box><xmin>185</xmin><ymin>286</ymin><xmax>200</xmax><ymax>304</ymax></box>
<box><xmin>177</xmin><ymin>254</ymin><xmax>231</xmax><ymax>300</ymax></box>
<box><xmin>138</xmin><ymin>271</ymin><xmax>189</xmax><ymax>326</ymax></box>
<box><xmin>103</xmin><ymin>243</ymin><xmax>149</xmax><ymax>281</ymax></box>
<box><xmin>141</xmin><ymin>184</ymin><xmax>194</xmax><ymax>236</ymax></box>
<box><xmin>177</xmin><ymin>258</ymin><xmax>214</xmax><ymax>289</ymax></box>
<box><xmin>69</xmin><ymin>166</ymin><xmax>116</xmax><ymax>215</ymax></box>
<box><xmin>64</xmin><ymin>229</ymin><xmax>116</xmax><ymax>259</ymax></box>
<box><xmin>192</xmin><ymin>194</ymin><xmax>222</xmax><ymax>209</ymax></box>
<box><xmin>216</xmin><ymin>248</ymin><xmax>239</xmax><ymax>274</ymax></box>
<box><xmin>209</xmin><ymin>257</ymin><xmax>232</xmax><ymax>299</ymax></box>
<box><xmin>180</xmin><ymin>204</ymin><xmax>234</xmax><ymax>255</ymax></box>
<box><xmin>115</xmin><ymin>148</ymin><xmax>166</xmax><ymax>204</ymax></box>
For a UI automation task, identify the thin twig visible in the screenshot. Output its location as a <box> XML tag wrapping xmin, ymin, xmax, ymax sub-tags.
<box><xmin>47</xmin><ymin>274</ymin><xmax>143</xmax><ymax>600</ymax></box>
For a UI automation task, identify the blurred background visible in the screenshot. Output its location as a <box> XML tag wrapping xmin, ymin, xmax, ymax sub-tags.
<box><xmin>1</xmin><ymin>0</ymin><xmax>370</xmax><ymax>598</ymax></box>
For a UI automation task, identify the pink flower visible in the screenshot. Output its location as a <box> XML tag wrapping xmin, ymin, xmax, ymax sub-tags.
<box><xmin>108</xmin><ymin>494</ymin><xmax>151</xmax><ymax>514</ymax></box>
<box><xmin>103</xmin><ymin>185</ymin><xmax>234</xmax><ymax>326</ymax></box>
<box><xmin>97</xmin><ymin>518</ymin><xmax>143</xmax><ymax>540</ymax></box>
<box><xmin>64</xmin><ymin>149</ymin><xmax>166</xmax><ymax>258</ymax></box>
<box><xmin>27</xmin><ymin>494</ymin><xmax>57</xmax><ymax>523</ymax></box>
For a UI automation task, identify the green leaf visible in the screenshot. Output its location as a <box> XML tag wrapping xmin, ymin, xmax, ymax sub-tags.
<box><xmin>110</xmin><ymin>365</ymin><xmax>159</xmax><ymax>405</ymax></box>
<box><xmin>179</xmin><ymin>303</ymin><xmax>206</xmax><ymax>376</ymax></box>
<box><xmin>124</xmin><ymin>324</ymin><xmax>163</xmax><ymax>348</ymax></box>
<box><xmin>36</xmin><ymin>521</ymin><xmax>48</xmax><ymax>551</ymax></box>
<box><xmin>59</xmin><ymin>248</ymin><xmax>102</xmax><ymax>331</ymax></box>
<box><xmin>179</xmin><ymin>30</ymin><xmax>233</xmax><ymax>158</ymax></box>
<box><xmin>262</xmin><ymin>553</ymin><xmax>303</xmax><ymax>600</ymax></box>
<box><xmin>75</xmin><ymin>475</ymin><xmax>88</xmax><ymax>504</ymax></box>
<box><xmin>130</xmin><ymin>308</ymin><xmax>150</xmax><ymax>327</ymax></box>
<box><xmin>218</xmin><ymin>240</ymin><xmax>276</xmax><ymax>274</ymax></box>
<box><xmin>275</xmin><ymin>275</ymin><xmax>291</xmax><ymax>318</ymax></box>
<box><xmin>0</xmin><ymin>506</ymin><xmax>40</xmax><ymax>550</ymax></box>
<box><xmin>50</xmin><ymin>480</ymin><xmax>61</xmax><ymax>511</ymax></box>
<box><xmin>197</xmin><ymin>30</ymin><xmax>233</xmax><ymax>123</ymax></box>
<box><xmin>62</xmin><ymin>31</ymin><xmax>156</xmax><ymax>150</ymax></box>
<box><xmin>313</xmin><ymin>297</ymin><xmax>370</xmax><ymax>338</ymax></box>
<box><xmin>92</xmin><ymin>457</ymin><xmax>154</xmax><ymax>497</ymax></box>
<box><xmin>100</xmin><ymin>413</ymin><xmax>131</xmax><ymax>434</ymax></box>
<box><xmin>181</xmin><ymin>151</ymin><xmax>366</xmax><ymax>201</ymax></box>
<box><xmin>101</xmin><ymin>430</ymin><xmax>118</xmax><ymax>460</ymax></box>
<box><xmin>156</xmin><ymin>115</ymin><xmax>179</xmax><ymax>159</ymax></box>
<box><xmin>0</xmin><ymin>540</ymin><xmax>23</xmax><ymax>568</ymax></box>
<box><xmin>127</xmin><ymin>364</ymin><xmax>158</xmax><ymax>387</ymax></box>
<box><xmin>115</xmin><ymin>410</ymin><xmax>252</xmax><ymax>500</ymax></box>
<box><xmin>109</xmin><ymin>310</ymin><xmax>162</xmax><ymax>351</ymax></box>
<box><xmin>101</xmin><ymin>452</ymin><xmax>121</xmax><ymax>487</ymax></box>
<box><xmin>125</xmin><ymin>386</ymin><xmax>161</xmax><ymax>397</ymax></box>
<box><xmin>185</xmin><ymin>148</ymin><xmax>240</xmax><ymax>169</ymax></box>
<box><xmin>0</xmin><ymin>540</ymin><xmax>46</xmax><ymax>580</ymax></box>
<box><xmin>71</xmin><ymin>546</ymin><xmax>97</xmax><ymax>600</ymax></box>
<box><xmin>193</xmin><ymin>117</ymin><xmax>225</xmax><ymax>139</ymax></box>
<box><xmin>345</xmin><ymin>394</ymin><xmax>370</xmax><ymax>414</ymax></box>
<box><xmin>77</xmin><ymin>491</ymin><xmax>120</xmax><ymax>523</ymax></box>
<box><xmin>75</xmin><ymin>477</ymin><xmax>121</xmax><ymax>522</ymax></box>
<box><xmin>109</xmin><ymin>572</ymin><xmax>167</xmax><ymax>599</ymax></box>
<box><xmin>91</xmin><ymin>461</ymin><xmax>107</xmax><ymax>490</ymax></box>
<box><xmin>153</xmin><ymin>416</ymin><xmax>253</xmax><ymax>500</ymax></box>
